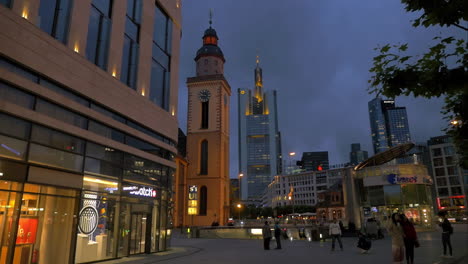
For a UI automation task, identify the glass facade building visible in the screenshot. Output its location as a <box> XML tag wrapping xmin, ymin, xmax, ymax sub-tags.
<box><xmin>368</xmin><ymin>98</ymin><xmax>411</xmax><ymax>154</ymax></box>
<box><xmin>0</xmin><ymin>1</ymin><xmax>181</xmax><ymax>263</ymax></box>
<box><xmin>238</xmin><ymin>61</ymin><xmax>282</xmax><ymax>201</ymax></box>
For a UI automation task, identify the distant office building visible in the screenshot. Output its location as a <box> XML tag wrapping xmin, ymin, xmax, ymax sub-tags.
<box><xmin>428</xmin><ymin>136</ymin><xmax>468</xmax><ymax>216</ymax></box>
<box><xmin>230</xmin><ymin>179</ymin><xmax>240</xmax><ymax>202</ymax></box>
<box><xmin>298</xmin><ymin>152</ymin><xmax>329</xmax><ymax>171</ymax></box>
<box><xmin>263</xmin><ymin>167</ymin><xmax>349</xmax><ymax>208</ymax></box>
<box><xmin>0</xmin><ymin>1</ymin><xmax>181</xmax><ymax>262</ymax></box>
<box><xmin>238</xmin><ymin>57</ymin><xmax>282</xmax><ymax>200</ymax></box>
<box><xmin>349</xmin><ymin>143</ymin><xmax>369</xmax><ymax>166</ymax></box>
<box><xmin>368</xmin><ymin>98</ymin><xmax>411</xmax><ymax>154</ymax></box>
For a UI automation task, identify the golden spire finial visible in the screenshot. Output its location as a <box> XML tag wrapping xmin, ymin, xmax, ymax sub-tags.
<box><xmin>256</xmin><ymin>49</ymin><xmax>260</xmax><ymax>65</ymax></box>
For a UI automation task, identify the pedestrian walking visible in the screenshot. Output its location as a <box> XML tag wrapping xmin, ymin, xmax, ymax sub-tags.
<box><xmin>400</xmin><ymin>214</ymin><xmax>418</xmax><ymax>264</ymax></box>
<box><xmin>387</xmin><ymin>213</ymin><xmax>405</xmax><ymax>264</ymax></box>
<box><xmin>274</xmin><ymin>221</ymin><xmax>282</xmax><ymax>249</ymax></box>
<box><xmin>329</xmin><ymin>218</ymin><xmax>343</xmax><ymax>251</ymax></box>
<box><xmin>262</xmin><ymin>221</ymin><xmax>272</xmax><ymax>250</ymax></box>
<box><xmin>438</xmin><ymin>211</ymin><xmax>453</xmax><ymax>258</ymax></box>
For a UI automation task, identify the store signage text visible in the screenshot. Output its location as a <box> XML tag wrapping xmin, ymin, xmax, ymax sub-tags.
<box><xmin>387</xmin><ymin>174</ymin><xmax>417</xmax><ymax>184</ymax></box>
<box><xmin>188</xmin><ymin>185</ymin><xmax>198</xmax><ymax>215</ymax></box>
<box><xmin>123</xmin><ymin>186</ymin><xmax>156</xmax><ymax>198</ymax></box>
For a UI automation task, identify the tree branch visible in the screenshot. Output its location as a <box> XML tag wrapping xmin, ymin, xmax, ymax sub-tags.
<box><xmin>451</xmin><ymin>23</ymin><xmax>468</xmax><ymax>31</ymax></box>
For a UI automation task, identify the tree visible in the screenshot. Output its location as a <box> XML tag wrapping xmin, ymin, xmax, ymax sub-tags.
<box><xmin>369</xmin><ymin>0</ymin><xmax>467</xmax><ymax>168</ymax></box>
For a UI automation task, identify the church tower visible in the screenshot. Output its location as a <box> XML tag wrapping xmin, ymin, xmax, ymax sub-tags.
<box><xmin>185</xmin><ymin>16</ymin><xmax>231</xmax><ymax>226</ymax></box>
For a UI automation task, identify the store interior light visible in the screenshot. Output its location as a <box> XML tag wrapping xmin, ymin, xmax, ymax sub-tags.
<box><xmin>84</xmin><ymin>177</ymin><xmax>118</xmax><ymax>186</ymax></box>
<box><xmin>0</xmin><ymin>172</ymin><xmax>3</xmax><ymax>177</ymax></box>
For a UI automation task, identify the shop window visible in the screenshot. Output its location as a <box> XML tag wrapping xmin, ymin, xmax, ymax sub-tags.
<box><xmin>0</xmin><ymin>134</ymin><xmax>27</xmax><ymax>160</ymax></box>
<box><xmin>435</xmin><ymin>168</ymin><xmax>445</xmax><ymax>177</ymax></box>
<box><xmin>368</xmin><ymin>186</ymin><xmax>384</xmax><ymax>206</ymax></box>
<box><xmin>452</xmin><ymin>198</ymin><xmax>465</xmax><ymax>206</ymax></box>
<box><xmin>447</xmin><ymin>166</ymin><xmax>458</xmax><ymax>176</ymax></box>
<box><xmin>439</xmin><ymin>198</ymin><xmax>450</xmax><ymax>207</ymax></box>
<box><xmin>31</xmin><ymin>125</ymin><xmax>85</xmax><ymax>154</ymax></box>
<box><xmin>36</xmin><ymin>99</ymin><xmax>88</xmax><ymax>129</ymax></box>
<box><xmin>0</xmin><ymin>82</ymin><xmax>35</xmax><ymax>109</ymax></box>
<box><xmin>86</xmin><ymin>142</ymin><xmax>124</xmax><ymax>164</ymax></box>
<box><xmin>84</xmin><ymin>157</ymin><xmax>123</xmax><ymax>179</ymax></box>
<box><xmin>88</xmin><ymin>121</ymin><xmax>125</xmax><ymax>143</ymax></box>
<box><xmin>199</xmin><ymin>186</ymin><xmax>207</xmax><ymax>216</ymax></box>
<box><xmin>433</xmin><ymin>157</ymin><xmax>444</xmax><ymax>167</ymax></box>
<box><xmin>383</xmin><ymin>185</ymin><xmax>402</xmax><ymax>205</ymax></box>
<box><xmin>200</xmin><ymin>140</ymin><xmax>208</xmax><ymax>175</ymax></box>
<box><xmin>12</xmin><ymin>184</ymin><xmax>77</xmax><ymax>264</ymax></box>
<box><xmin>28</xmin><ymin>143</ymin><xmax>84</xmax><ymax>172</ymax></box>
<box><xmin>451</xmin><ymin>187</ymin><xmax>462</xmax><ymax>195</ymax></box>
<box><xmin>438</xmin><ymin>188</ymin><xmax>449</xmax><ymax>196</ymax></box>
<box><xmin>0</xmin><ymin>113</ymin><xmax>31</xmax><ymax>139</ymax></box>
<box><xmin>75</xmin><ymin>193</ymin><xmax>118</xmax><ymax>262</ymax></box>
<box><xmin>448</xmin><ymin>176</ymin><xmax>460</xmax><ymax>186</ymax></box>
<box><xmin>436</xmin><ymin>177</ymin><xmax>447</xmax><ymax>187</ymax></box>
<box><xmin>432</xmin><ymin>148</ymin><xmax>442</xmax><ymax>157</ymax></box>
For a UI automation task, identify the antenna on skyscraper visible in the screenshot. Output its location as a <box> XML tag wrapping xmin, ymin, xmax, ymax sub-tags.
<box><xmin>209</xmin><ymin>9</ymin><xmax>213</xmax><ymax>27</ymax></box>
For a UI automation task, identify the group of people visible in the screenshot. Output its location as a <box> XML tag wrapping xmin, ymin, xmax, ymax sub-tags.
<box><xmin>262</xmin><ymin>221</ymin><xmax>283</xmax><ymax>250</ymax></box>
<box><xmin>387</xmin><ymin>211</ymin><xmax>454</xmax><ymax>264</ymax></box>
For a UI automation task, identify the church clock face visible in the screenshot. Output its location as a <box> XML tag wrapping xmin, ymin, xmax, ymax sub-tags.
<box><xmin>198</xmin><ymin>89</ymin><xmax>211</xmax><ymax>102</ymax></box>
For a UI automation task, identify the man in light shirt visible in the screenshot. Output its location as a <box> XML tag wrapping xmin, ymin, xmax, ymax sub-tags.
<box><xmin>329</xmin><ymin>218</ymin><xmax>343</xmax><ymax>251</ymax></box>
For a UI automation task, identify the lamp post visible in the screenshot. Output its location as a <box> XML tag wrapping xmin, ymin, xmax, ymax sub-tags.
<box><xmin>238</xmin><ymin>173</ymin><xmax>243</xmax><ymax>202</ymax></box>
<box><xmin>288</xmin><ymin>152</ymin><xmax>296</xmax><ymax>175</ymax></box>
<box><xmin>237</xmin><ymin>203</ymin><xmax>242</xmax><ymax>221</ymax></box>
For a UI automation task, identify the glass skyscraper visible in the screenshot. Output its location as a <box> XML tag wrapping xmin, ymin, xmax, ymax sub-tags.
<box><xmin>368</xmin><ymin>98</ymin><xmax>412</xmax><ymax>154</ymax></box>
<box><xmin>238</xmin><ymin>58</ymin><xmax>282</xmax><ymax>201</ymax></box>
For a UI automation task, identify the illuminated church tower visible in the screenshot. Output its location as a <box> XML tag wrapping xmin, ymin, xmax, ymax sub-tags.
<box><xmin>238</xmin><ymin>57</ymin><xmax>282</xmax><ymax>202</ymax></box>
<box><xmin>185</xmin><ymin>15</ymin><xmax>231</xmax><ymax>225</ymax></box>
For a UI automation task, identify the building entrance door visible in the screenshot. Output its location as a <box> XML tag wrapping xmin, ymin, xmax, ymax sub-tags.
<box><xmin>129</xmin><ymin>213</ymin><xmax>149</xmax><ymax>255</ymax></box>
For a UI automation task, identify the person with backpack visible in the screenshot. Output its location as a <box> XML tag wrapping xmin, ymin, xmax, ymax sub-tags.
<box><xmin>438</xmin><ymin>211</ymin><xmax>453</xmax><ymax>258</ymax></box>
<box><xmin>274</xmin><ymin>221</ymin><xmax>282</xmax><ymax>249</ymax></box>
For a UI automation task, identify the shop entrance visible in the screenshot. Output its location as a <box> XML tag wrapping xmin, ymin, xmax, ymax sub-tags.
<box><xmin>129</xmin><ymin>213</ymin><xmax>149</xmax><ymax>255</ymax></box>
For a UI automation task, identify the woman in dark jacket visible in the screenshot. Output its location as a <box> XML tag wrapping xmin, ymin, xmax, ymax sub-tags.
<box><xmin>400</xmin><ymin>214</ymin><xmax>417</xmax><ymax>264</ymax></box>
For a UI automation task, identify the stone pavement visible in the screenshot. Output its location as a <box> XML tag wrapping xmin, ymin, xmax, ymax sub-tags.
<box><xmin>99</xmin><ymin>224</ymin><xmax>468</xmax><ymax>264</ymax></box>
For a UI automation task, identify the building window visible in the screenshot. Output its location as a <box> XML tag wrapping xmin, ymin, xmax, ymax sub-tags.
<box><xmin>451</xmin><ymin>187</ymin><xmax>462</xmax><ymax>195</ymax></box>
<box><xmin>435</xmin><ymin>167</ymin><xmax>445</xmax><ymax>177</ymax></box>
<box><xmin>438</xmin><ymin>188</ymin><xmax>449</xmax><ymax>196</ymax></box>
<box><xmin>447</xmin><ymin>166</ymin><xmax>459</xmax><ymax>176</ymax></box>
<box><xmin>433</xmin><ymin>157</ymin><xmax>444</xmax><ymax>167</ymax></box>
<box><xmin>448</xmin><ymin>177</ymin><xmax>460</xmax><ymax>185</ymax></box>
<box><xmin>121</xmin><ymin>0</ymin><xmax>141</xmax><ymax>89</ymax></box>
<box><xmin>201</xmin><ymin>101</ymin><xmax>209</xmax><ymax>129</ymax></box>
<box><xmin>436</xmin><ymin>177</ymin><xmax>447</xmax><ymax>186</ymax></box>
<box><xmin>432</xmin><ymin>148</ymin><xmax>442</xmax><ymax>157</ymax></box>
<box><xmin>200</xmin><ymin>140</ymin><xmax>208</xmax><ymax>175</ymax></box>
<box><xmin>149</xmin><ymin>5</ymin><xmax>172</xmax><ymax>110</ymax></box>
<box><xmin>38</xmin><ymin>0</ymin><xmax>73</xmax><ymax>43</ymax></box>
<box><xmin>199</xmin><ymin>186</ymin><xmax>207</xmax><ymax>215</ymax></box>
<box><xmin>86</xmin><ymin>0</ymin><xmax>112</xmax><ymax>70</ymax></box>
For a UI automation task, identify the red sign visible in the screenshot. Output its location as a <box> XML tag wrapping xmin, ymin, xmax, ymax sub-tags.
<box><xmin>16</xmin><ymin>218</ymin><xmax>38</xmax><ymax>244</ymax></box>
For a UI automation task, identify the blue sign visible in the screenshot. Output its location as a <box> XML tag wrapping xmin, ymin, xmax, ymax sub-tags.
<box><xmin>387</xmin><ymin>174</ymin><xmax>418</xmax><ymax>184</ymax></box>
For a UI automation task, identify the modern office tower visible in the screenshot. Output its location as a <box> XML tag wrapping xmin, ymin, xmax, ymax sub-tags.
<box><xmin>349</xmin><ymin>143</ymin><xmax>369</xmax><ymax>166</ymax></box>
<box><xmin>0</xmin><ymin>1</ymin><xmax>181</xmax><ymax>262</ymax></box>
<box><xmin>428</xmin><ymin>136</ymin><xmax>468</xmax><ymax>216</ymax></box>
<box><xmin>298</xmin><ymin>151</ymin><xmax>330</xmax><ymax>171</ymax></box>
<box><xmin>368</xmin><ymin>98</ymin><xmax>412</xmax><ymax>154</ymax></box>
<box><xmin>185</xmin><ymin>19</ymin><xmax>231</xmax><ymax>226</ymax></box>
<box><xmin>238</xmin><ymin>57</ymin><xmax>282</xmax><ymax>201</ymax></box>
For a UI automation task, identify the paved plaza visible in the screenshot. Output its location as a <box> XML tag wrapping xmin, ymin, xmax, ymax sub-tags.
<box><xmin>101</xmin><ymin>224</ymin><xmax>468</xmax><ymax>264</ymax></box>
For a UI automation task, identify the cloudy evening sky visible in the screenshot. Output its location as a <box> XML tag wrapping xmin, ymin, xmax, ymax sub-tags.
<box><xmin>177</xmin><ymin>0</ymin><xmax>464</xmax><ymax>178</ymax></box>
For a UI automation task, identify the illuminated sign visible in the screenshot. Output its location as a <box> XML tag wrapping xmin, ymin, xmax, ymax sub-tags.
<box><xmin>387</xmin><ymin>174</ymin><xmax>417</xmax><ymax>184</ymax></box>
<box><xmin>123</xmin><ymin>186</ymin><xmax>157</xmax><ymax>198</ymax></box>
<box><xmin>383</xmin><ymin>100</ymin><xmax>394</xmax><ymax>104</ymax></box>
<box><xmin>188</xmin><ymin>185</ymin><xmax>198</xmax><ymax>215</ymax></box>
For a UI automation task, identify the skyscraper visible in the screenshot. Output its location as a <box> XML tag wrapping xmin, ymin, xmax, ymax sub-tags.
<box><xmin>238</xmin><ymin>57</ymin><xmax>282</xmax><ymax>201</ymax></box>
<box><xmin>298</xmin><ymin>151</ymin><xmax>330</xmax><ymax>171</ymax></box>
<box><xmin>368</xmin><ymin>98</ymin><xmax>411</xmax><ymax>154</ymax></box>
<box><xmin>349</xmin><ymin>143</ymin><xmax>368</xmax><ymax>165</ymax></box>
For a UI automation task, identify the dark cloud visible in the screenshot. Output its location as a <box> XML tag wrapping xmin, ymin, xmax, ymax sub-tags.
<box><xmin>178</xmin><ymin>0</ymin><xmax>464</xmax><ymax>177</ymax></box>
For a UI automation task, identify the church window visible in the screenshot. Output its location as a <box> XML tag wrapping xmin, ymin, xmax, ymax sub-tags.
<box><xmin>200</xmin><ymin>186</ymin><xmax>207</xmax><ymax>215</ymax></box>
<box><xmin>201</xmin><ymin>101</ymin><xmax>209</xmax><ymax>129</ymax></box>
<box><xmin>200</xmin><ymin>140</ymin><xmax>208</xmax><ymax>175</ymax></box>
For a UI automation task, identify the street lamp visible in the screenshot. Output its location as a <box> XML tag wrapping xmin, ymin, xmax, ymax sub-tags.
<box><xmin>237</xmin><ymin>203</ymin><xmax>242</xmax><ymax>221</ymax></box>
<box><xmin>238</xmin><ymin>173</ymin><xmax>243</xmax><ymax>202</ymax></box>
